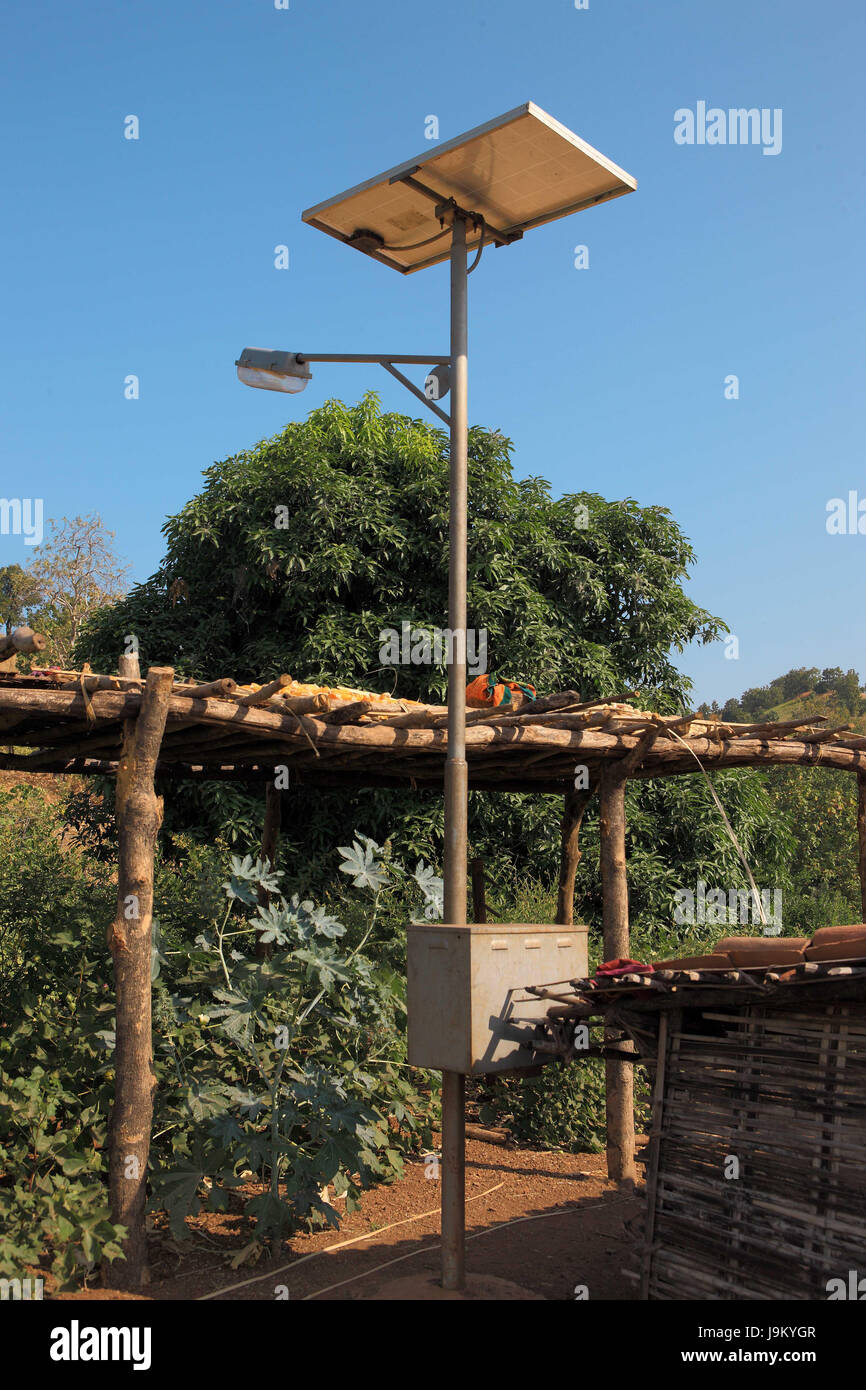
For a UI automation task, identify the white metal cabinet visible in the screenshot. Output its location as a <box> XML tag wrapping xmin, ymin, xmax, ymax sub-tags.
<box><xmin>407</xmin><ymin>922</ymin><xmax>588</xmax><ymax>1073</ymax></box>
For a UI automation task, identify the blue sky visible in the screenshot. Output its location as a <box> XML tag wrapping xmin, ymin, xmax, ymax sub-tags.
<box><xmin>1</xmin><ymin>0</ymin><xmax>863</xmax><ymax>706</ymax></box>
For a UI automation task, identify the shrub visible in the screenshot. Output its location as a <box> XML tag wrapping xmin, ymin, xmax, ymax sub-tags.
<box><xmin>0</xmin><ymin>823</ymin><xmax>440</xmax><ymax>1284</ymax></box>
<box><xmin>149</xmin><ymin>842</ymin><xmax>440</xmax><ymax>1257</ymax></box>
<box><xmin>0</xmin><ymin>945</ymin><xmax>127</xmax><ymax>1287</ymax></box>
<box><xmin>478</xmin><ymin>1060</ymin><xmax>651</xmax><ymax>1155</ymax></box>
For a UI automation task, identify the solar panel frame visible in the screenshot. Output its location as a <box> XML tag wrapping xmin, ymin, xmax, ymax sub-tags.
<box><xmin>302</xmin><ymin>101</ymin><xmax>637</xmax><ymax>274</ymax></box>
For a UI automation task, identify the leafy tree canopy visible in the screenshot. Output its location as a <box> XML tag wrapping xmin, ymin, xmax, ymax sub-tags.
<box><xmin>698</xmin><ymin>666</ymin><xmax>865</xmax><ymax>935</ymax></box>
<box><xmin>0</xmin><ymin>564</ymin><xmax>42</xmax><ymax>635</ymax></box>
<box><xmin>72</xmin><ymin>396</ymin><xmax>759</xmax><ymax>913</ymax></box>
<box><xmin>78</xmin><ymin>395</ymin><xmax>724</xmax><ymax>710</ymax></box>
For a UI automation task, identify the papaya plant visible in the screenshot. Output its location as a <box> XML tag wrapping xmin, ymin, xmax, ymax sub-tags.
<box><xmin>149</xmin><ymin>838</ymin><xmax>440</xmax><ymax>1261</ymax></box>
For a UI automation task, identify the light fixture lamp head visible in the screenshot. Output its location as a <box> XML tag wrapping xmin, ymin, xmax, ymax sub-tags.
<box><xmin>236</xmin><ymin>347</ymin><xmax>312</xmax><ymax>394</ymax></box>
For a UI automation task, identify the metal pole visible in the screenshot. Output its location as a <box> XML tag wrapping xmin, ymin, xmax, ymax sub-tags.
<box><xmin>444</xmin><ymin>213</ymin><xmax>469</xmax><ymax>926</ymax></box>
<box><xmin>441</xmin><ymin>1069</ymin><xmax>465</xmax><ymax>1289</ymax></box>
<box><xmin>441</xmin><ymin>212</ymin><xmax>469</xmax><ymax>1291</ymax></box>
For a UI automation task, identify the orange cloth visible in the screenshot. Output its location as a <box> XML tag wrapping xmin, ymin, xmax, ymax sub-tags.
<box><xmin>466</xmin><ymin>674</ymin><xmax>537</xmax><ymax>709</ymax></box>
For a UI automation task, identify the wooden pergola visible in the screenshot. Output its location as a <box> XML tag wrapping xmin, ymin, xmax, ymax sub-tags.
<box><xmin>4</xmin><ymin>645</ymin><xmax>866</xmax><ymax>1288</ymax></box>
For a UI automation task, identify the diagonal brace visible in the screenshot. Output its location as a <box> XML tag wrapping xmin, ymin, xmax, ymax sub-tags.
<box><xmin>380</xmin><ymin>361</ymin><xmax>451</xmax><ymax>425</ymax></box>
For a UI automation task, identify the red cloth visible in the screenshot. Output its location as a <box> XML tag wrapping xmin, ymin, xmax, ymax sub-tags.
<box><xmin>596</xmin><ymin>957</ymin><xmax>654</xmax><ymax>977</ymax></box>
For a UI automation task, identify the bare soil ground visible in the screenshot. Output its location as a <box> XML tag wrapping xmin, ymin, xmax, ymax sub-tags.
<box><xmin>0</xmin><ymin>769</ymin><xmax>70</xmax><ymax>800</ymax></box>
<box><xmin>56</xmin><ymin>1140</ymin><xmax>643</xmax><ymax>1302</ymax></box>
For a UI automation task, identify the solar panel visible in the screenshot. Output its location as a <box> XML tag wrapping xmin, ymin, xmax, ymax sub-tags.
<box><xmin>302</xmin><ymin>101</ymin><xmax>637</xmax><ymax>274</ymax></box>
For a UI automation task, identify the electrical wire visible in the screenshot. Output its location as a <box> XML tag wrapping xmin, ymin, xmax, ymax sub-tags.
<box><xmin>381</xmin><ymin>228</ymin><xmax>450</xmax><ymax>252</ymax></box>
<box><xmin>195</xmin><ymin>1180</ymin><xmax>505</xmax><ymax>1299</ymax></box>
<box><xmin>303</xmin><ymin>1194</ymin><xmax>623</xmax><ymax>1300</ymax></box>
<box><xmin>665</xmin><ymin>726</ymin><xmax>769</xmax><ymax>926</ymax></box>
<box><xmin>467</xmin><ymin>226</ymin><xmax>487</xmax><ymax>275</ymax></box>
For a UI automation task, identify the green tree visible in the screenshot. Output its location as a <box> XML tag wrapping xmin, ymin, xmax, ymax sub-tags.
<box><xmin>73</xmin><ymin>395</ymin><xmax>788</xmax><ymax>929</ymax></box>
<box><xmin>721</xmin><ymin>696</ymin><xmax>744</xmax><ymax>722</ymax></box>
<box><xmin>0</xmin><ymin>564</ymin><xmax>42</xmax><ymax>635</ymax></box>
<box><xmin>740</xmin><ymin>684</ymin><xmax>773</xmax><ymax>719</ymax></box>
<box><xmin>816</xmin><ymin>667</ymin><xmax>845</xmax><ymax>694</ymax></box>
<box><xmin>78</xmin><ymin>395</ymin><xmax>724</xmax><ymax>702</ymax></box>
<box><xmin>780</xmin><ymin>667</ymin><xmax>819</xmax><ymax>702</ymax></box>
<box><xmin>72</xmin><ymin>395</ymin><xmax>734</xmax><ymax>887</ymax></box>
<box><xmin>837</xmin><ymin>669</ymin><xmax>862</xmax><ymax>716</ymax></box>
<box><xmin>762</xmin><ymin>765</ymin><xmax>860</xmax><ymax>932</ymax></box>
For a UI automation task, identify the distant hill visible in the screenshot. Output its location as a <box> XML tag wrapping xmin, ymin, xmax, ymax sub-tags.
<box><xmin>697</xmin><ymin>666</ymin><xmax>866</xmax><ymax>729</ymax></box>
<box><xmin>763</xmin><ymin>689</ymin><xmax>866</xmax><ymax>732</ymax></box>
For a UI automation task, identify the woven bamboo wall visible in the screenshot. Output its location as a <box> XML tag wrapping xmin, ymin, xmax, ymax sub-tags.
<box><xmin>640</xmin><ymin>1002</ymin><xmax>866</xmax><ymax>1300</ymax></box>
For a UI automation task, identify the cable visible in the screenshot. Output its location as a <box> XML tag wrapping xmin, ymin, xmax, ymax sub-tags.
<box><xmin>304</xmin><ymin>1195</ymin><xmax>623</xmax><ymax>1300</ymax></box>
<box><xmin>384</xmin><ymin>214</ymin><xmax>488</xmax><ymax>264</ymax></box>
<box><xmin>665</xmin><ymin>726</ymin><xmax>769</xmax><ymax>927</ymax></box>
<box><xmin>196</xmin><ymin>1180</ymin><xmax>505</xmax><ymax>1299</ymax></box>
<box><xmin>381</xmin><ymin>228</ymin><xmax>450</xmax><ymax>252</ymax></box>
<box><xmin>467</xmin><ymin>227</ymin><xmax>487</xmax><ymax>275</ymax></box>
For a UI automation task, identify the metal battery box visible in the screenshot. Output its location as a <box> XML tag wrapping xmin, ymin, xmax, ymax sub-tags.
<box><xmin>407</xmin><ymin>922</ymin><xmax>588</xmax><ymax>1074</ymax></box>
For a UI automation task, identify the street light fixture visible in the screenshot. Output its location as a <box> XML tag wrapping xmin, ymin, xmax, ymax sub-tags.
<box><xmin>239</xmin><ymin>101</ymin><xmax>636</xmax><ymax>1293</ymax></box>
<box><xmin>236</xmin><ymin>348</ymin><xmax>312</xmax><ymax>394</ymax></box>
<box><xmin>237</xmin><ymin>349</ymin><xmax>453</xmax><ymax>423</ymax></box>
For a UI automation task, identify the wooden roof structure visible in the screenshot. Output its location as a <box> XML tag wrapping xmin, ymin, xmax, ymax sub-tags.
<box><xmin>2</xmin><ymin>667</ymin><xmax>866</xmax><ymax>790</ymax></box>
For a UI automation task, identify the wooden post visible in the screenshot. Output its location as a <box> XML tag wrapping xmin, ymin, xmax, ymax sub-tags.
<box><xmin>858</xmin><ymin>772</ymin><xmax>866</xmax><ymax>923</ymax></box>
<box><xmin>256</xmin><ymin>780</ymin><xmax>282</xmax><ymax>959</ymax></box>
<box><xmin>117</xmin><ymin>651</ymin><xmax>142</xmax><ymax>681</ymax></box>
<box><xmin>555</xmin><ymin>786</ymin><xmax>593</xmax><ymax>925</ymax></box>
<box><xmin>598</xmin><ymin>766</ymin><xmax>637</xmax><ymax>1185</ymax></box>
<box><xmin>103</xmin><ymin>666</ymin><xmax>173</xmax><ymax>1289</ymax></box>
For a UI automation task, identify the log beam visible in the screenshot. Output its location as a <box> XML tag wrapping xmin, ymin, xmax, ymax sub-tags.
<box><xmin>2</xmin><ymin>683</ymin><xmax>866</xmax><ymax>778</ymax></box>
<box><xmin>102</xmin><ymin>666</ymin><xmax>173</xmax><ymax>1290</ymax></box>
<box><xmin>0</xmin><ymin>625</ymin><xmax>46</xmax><ymax>665</ymax></box>
<box><xmin>237</xmin><ymin>674</ymin><xmax>292</xmax><ymax>705</ymax></box>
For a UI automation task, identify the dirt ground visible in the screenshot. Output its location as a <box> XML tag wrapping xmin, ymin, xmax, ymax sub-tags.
<box><xmin>0</xmin><ymin>768</ymin><xmax>70</xmax><ymax>799</ymax></box>
<box><xmin>56</xmin><ymin>1140</ymin><xmax>643</xmax><ymax>1302</ymax></box>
